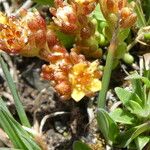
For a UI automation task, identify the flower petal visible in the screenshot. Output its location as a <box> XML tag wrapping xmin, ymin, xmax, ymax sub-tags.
<box><xmin>71</xmin><ymin>88</ymin><xmax>85</xmax><ymax>102</ymax></box>
<box><xmin>73</xmin><ymin>63</ymin><xmax>87</xmax><ymax>75</ymax></box>
<box><xmin>87</xmin><ymin>60</ymin><xmax>99</xmax><ymax>73</ymax></box>
<box><xmin>0</xmin><ymin>12</ymin><xmax>7</xmax><ymax>24</ymax></box>
<box><xmin>89</xmin><ymin>79</ymin><xmax>102</xmax><ymax>92</ymax></box>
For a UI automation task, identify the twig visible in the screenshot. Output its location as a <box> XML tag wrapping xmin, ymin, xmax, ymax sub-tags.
<box><xmin>121</xmin><ymin>64</ymin><xmax>130</xmax><ymax>76</ymax></box>
<box><xmin>39</xmin><ymin>111</ymin><xmax>70</xmax><ymax>134</ymax></box>
<box><xmin>9</xmin><ymin>0</ymin><xmax>19</xmax><ymax>13</ymax></box>
<box><xmin>1</xmin><ymin>0</ymin><xmax>11</xmax><ymax>15</ymax></box>
<box><xmin>33</xmin><ymin>88</ymin><xmax>47</xmax><ymax>123</ymax></box>
<box><xmin>110</xmin><ymin>101</ymin><xmax>122</xmax><ymax>112</ymax></box>
<box><xmin>13</xmin><ymin>0</ymin><xmax>33</xmax><ymax>16</ymax></box>
<box><xmin>0</xmin><ymin>128</ymin><xmax>12</xmax><ymax>147</ymax></box>
<box><xmin>0</xmin><ymin>91</ymin><xmax>14</xmax><ymax>102</ymax></box>
<box><xmin>139</xmin><ymin>56</ymin><xmax>144</xmax><ymax>76</ymax></box>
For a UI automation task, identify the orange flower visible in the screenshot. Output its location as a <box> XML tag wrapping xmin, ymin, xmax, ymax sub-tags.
<box><xmin>99</xmin><ymin>0</ymin><xmax>137</xmax><ymax>28</ymax></box>
<box><xmin>50</xmin><ymin>2</ymin><xmax>78</xmax><ymax>34</ymax></box>
<box><xmin>41</xmin><ymin>50</ymin><xmax>102</xmax><ymax>101</ymax></box>
<box><xmin>0</xmin><ymin>10</ymin><xmax>46</xmax><ymax>57</ymax></box>
<box><xmin>0</xmin><ymin>12</ymin><xmax>30</xmax><ymax>54</ymax></box>
<box><xmin>73</xmin><ymin>0</ymin><xmax>98</xmax><ymax>15</ymax></box>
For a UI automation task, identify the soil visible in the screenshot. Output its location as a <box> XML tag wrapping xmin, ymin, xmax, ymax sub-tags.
<box><xmin>0</xmin><ymin>54</ymin><xmax>134</xmax><ymax>149</ymax></box>
<box><xmin>0</xmin><ymin>56</ymin><xmax>106</xmax><ymax>150</ymax></box>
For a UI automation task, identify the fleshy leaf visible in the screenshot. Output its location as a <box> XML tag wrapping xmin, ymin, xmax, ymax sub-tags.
<box><xmin>33</xmin><ymin>0</ymin><xmax>54</xmax><ymax>6</ymax></box>
<box><xmin>110</xmin><ymin>108</ymin><xmax>136</xmax><ymax>125</ymax></box>
<box><xmin>97</xmin><ymin>108</ymin><xmax>119</xmax><ymax>143</ymax></box>
<box><xmin>92</xmin><ymin>5</ymin><xmax>105</xmax><ymax>21</ymax></box>
<box><xmin>115</xmin><ymin>87</ymin><xmax>143</xmax><ymax>106</ymax></box>
<box><xmin>135</xmin><ymin>136</ymin><xmax>150</xmax><ymax>150</ymax></box>
<box><xmin>116</xmin><ymin>122</ymin><xmax>150</xmax><ymax>147</ymax></box>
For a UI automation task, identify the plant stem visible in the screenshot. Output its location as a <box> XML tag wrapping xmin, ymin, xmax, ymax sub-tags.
<box><xmin>97</xmin><ymin>28</ymin><xmax>119</xmax><ymax>109</ymax></box>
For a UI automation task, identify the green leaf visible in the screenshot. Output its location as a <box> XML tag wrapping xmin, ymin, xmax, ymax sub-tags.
<box><xmin>126</xmin><ymin>73</ymin><xmax>149</xmax><ymax>103</ymax></box>
<box><xmin>142</xmin><ymin>0</ymin><xmax>150</xmax><ymax>23</ymax></box>
<box><xmin>118</xmin><ymin>29</ymin><xmax>130</xmax><ymax>43</ymax></box>
<box><xmin>115</xmin><ymin>87</ymin><xmax>142</xmax><ymax>106</ymax></box>
<box><xmin>33</xmin><ymin>0</ymin><xmax>54</xmax><ymax>6</ymax></box>
<box><xmin>147</xmin><ymin>91</ymin><xmax>150</xmax><ymax>105</ymax></box>
<box><xmin>126</xmin><ymin>100</ymin><xmax>143</xmax><ymax>116</ymax></box>
<box><xmin>0</xmin><ymin>109</ymin><xmax>27</xmax><ymax>149</ymax></box>
<box><xmin>131</xmin><ymin>79</ymin><xmax>145</xmax><ymax>104</ymax></box>
<box><xmin>56</xmin><ymin>31</ymin><xmax>75</xmax><ymax>49</ymax></box>
<box><xmin>97</xmin><ymin>108</ymin><xmax>119</xmax><ymax>143</ymax></box>
<box><xmin>110</xmin><ymin>108</ymin><xmax>136</xmax><ymax>125</ymax></box>
<box><xmin>134</xmin><ymin>1</ymin><xmax>146</xmax><ymax>27</ymax></box>
<box><xmin>0</xmin><ymin>55</ymin><xmax>30</xmax><ymax>127</ymax></box>
<box><xmin>135</xmin><ymin>136</ymin><xmax>150</xmax><ymax>150</ymax></box>
<box><xmin>0</xmin><ymin>97</ymin><xmax>12</xmax><ymax>117</ymax></box>
<box><xmin>115</xmin><ymin>42</ymin><xmax>127</xmax><ymax>59</ymax></box>
<box><xmin>143</xmin><ymin>69</ymin><xmax>150</xmax><ymax>80</ymax></box>
<box><xmin>117</xmin><ymin>122</ymin><xmax>150</xmax><ymax>147</ymax></box>
<box><xmin>20</xmin><ymin>137</ymin><xmax>35</xmax><ymax>150</ymax></box>
<box><xmin>92</xmin><ymin>5</ymin><xmax>105</xmax><ymax>21</ymax></box>
<box><xmin>126</xmin><ymin>74</ymin><xmax>150</xmax><ymax>88</ymax></box>
<box><xmin>0</xmin><ymin>98</ymin><xmax>41</xmax><ymax>150</ymax></box>
<box><xmin>73</xmin><ymin>141</ymin><xmax>92</xmax><ymax>150</ymax></box>
<box><xmin>21</xmin><ymin>135</ymin><xmax>42</xmax><ymax>150</ymax></box>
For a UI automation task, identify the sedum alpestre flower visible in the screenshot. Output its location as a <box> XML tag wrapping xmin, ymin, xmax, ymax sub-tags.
<box><xmin>41</xmin><ymin>50</ymin><xmax>102</xmax><ymax>102</ymax></box>
<box><xmin>50</xmin><ymin>0</ymin><xmax>78</xmax><ymax>34</ymax></box>
<box><xmin>69</xmin><ymin>60</ymin><xmax>102</xmax><ymax>101</ymax></box>
<box><xmin>50</xmin><ymin>0</ymin><xmax>98</xmax><ymax>34</ymax></box>
<box><xmin>0</xmin><ymin>9</ymin><xmax>46</xmax><ymax>57</ymax></box>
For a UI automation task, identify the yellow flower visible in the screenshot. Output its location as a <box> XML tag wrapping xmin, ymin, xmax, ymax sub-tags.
<box><xmin>69</xmin><ymin>61</ymin><xmax>102</xmax><ymax>102</ymax></box>
<box><xmin>0</xmin><ymin>12</ymin><xmax>7</xmax><ymax>24</ymax></box>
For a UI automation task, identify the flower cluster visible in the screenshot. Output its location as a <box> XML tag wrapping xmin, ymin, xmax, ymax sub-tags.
<box><xmin>99</xmin><ymin>0</ymin><xmax>137</xmax><ymax>28</ymax></box>
<box><xmin>39</xmin><ymin>26</ymin><xmax>102</xmax><ymax>101</ymax></box>
<box><xmin>50</xmin><ymin>0</ymin><xmax>102</xmax><ymax>59</ymax></box>
<box><xmin>41</xmin><ymin>50</ymin><xmax>102</xmax><ymax>101</ymax></box>
<box><xmin>50</xmin><ymin>0</ymin><xmax>98</xmax><ymax>34</ymax></box>
<box><xmin>50</xmin><ymin>1</ymin><xmax>78</xmax><ymax>34</ymax></box>
<box><xmin>0</xmin><ymin>9</ymin><xmax>47</xmax><ymax>57</ymax></box>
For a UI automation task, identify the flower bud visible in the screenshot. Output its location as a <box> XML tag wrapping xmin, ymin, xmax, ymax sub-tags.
<box><xmin>50</xmin><ymin>4</ymin><xmax>78</xmax><ymax>34</ymax></box>
<box><xmin>99</xmin><ymin>0</ymin><xmax>137</xmax><ymax>29</ymax></box>
<box><xmin>46</xmin><ymin>29</ymin><xmax>58</xmax><ymax>48</ymax></box>
<box><xmin>120</xmin><ymin>13</ymin><xmax>137</xmax><ymax>28</ymax></box>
